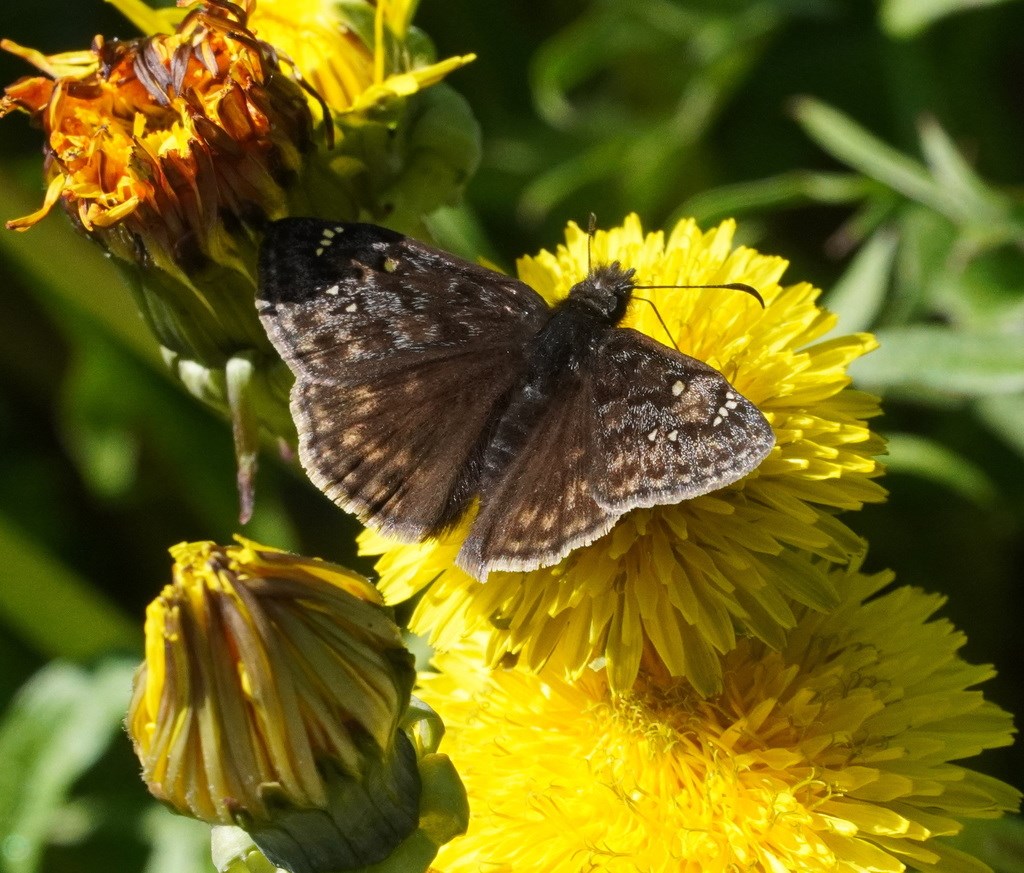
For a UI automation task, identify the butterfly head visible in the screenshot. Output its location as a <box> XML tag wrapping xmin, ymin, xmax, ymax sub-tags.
<box><xmin>569</xmin><ymin>262</ymin><xmax>636</xmax><ymax>324</ymax></box>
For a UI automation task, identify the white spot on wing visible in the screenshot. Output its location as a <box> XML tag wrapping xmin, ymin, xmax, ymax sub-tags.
<box><xmin>725</xmin><ymin>399</ymin><xmax>738</xmax><ymax>409</ymax></box>
<box><xmin>315</xmin><ymin>247</ymin><xmax>324</xmax><ymax>257</ymax></box>
<box><xmin>345</xmin><ymin>302</ymin><xmax>358</xmax><ymax>313</ymax></box>
<box><xmin>322</xmin><ymin>228</ymin><xmax>335</xmax><ymax>239</ymax></box>
<box><xmin>647</xmin><ymin>428</ymin><xmax>658</xmax><ymax>441</ymax></box>
<box><xmin>672</xmin><ymin>380</ymin><xmax>685</xmax><ymax>396</ymax></box>
<box><xmin>668</xmin><ymin>430</ymin><xmax>678</xmax><ymax>442</ymax></box>
<box><xmin>713</xmin><ymin>415</ymin><xmax>723</xmax><ymax>427</ymax></box>
<box><xmin>325</xmin><ymin>284</ymin><xmax>340</xmax><ymax>295</ymax></box>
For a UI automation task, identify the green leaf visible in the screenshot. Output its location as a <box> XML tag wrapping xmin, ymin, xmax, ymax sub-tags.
<box><xmin>977</xmin><ymin>392</ymin><xmax>1024</xmax><ymax>458</ymax></box>
<box><xmin>880</xmin><ymin>0</ymin><xmax>1022</xmax><ymax>38</ymax></box>
<box><xmin>0</xmin><ymin>659</ymin><xmax>137</xmax><ymax>873</ymax></box>
<box><xmin>930</xmin><ymin>242</ymin><xmax>1024</xmax><ymax>329</ymax></box>
<box><xmin>850</xmin><ymin>326</ymin><xmax>1024</xmax><ymax>397</ymax></box>
<box><xmin>825</xmin><ymin>229</ymin><xmax>898</xmax><ymax>333</ymax></box>
<box><xmin>676</xmin><ymin>171</ymin><xmax>869</xmax><ymax>225</ymax></box>
<box><xmin>883</xmin><ymin>433</ymin><xmax>997</xmax><ymax>506</ymax></box>
<box><xmin>889</xmin><ymin>205</ymin><xmax>957</xmax><ymax>323</ymax></box>
<box><xmin>791</xmin><ymin>98</ymin><xmax>968</xmax><ymax>222</ymax></box>
<box><xmin>0</xmin><ymin>515</ymin><xmax>138</xmax><ymax>660</ymax></box>
<box><xmin>917</xmin><ymin>116</ymin><xmax>1010</xmax><ymax>227</ymax></box>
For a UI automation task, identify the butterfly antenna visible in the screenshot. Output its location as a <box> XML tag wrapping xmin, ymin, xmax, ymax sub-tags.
<box><xmin>630</xmin><ymin>281</ymin><xmax>765</xmax><ymax>352</ymax></box>
<box><xmin>634</xmin><ymin>281</ymin><xmax>766</xmax><ymax>308</ymax></box>
<box><xmin>631</xmin><ymin>297</ymin><xmax>681</xmax><ymax>352</ymax></box>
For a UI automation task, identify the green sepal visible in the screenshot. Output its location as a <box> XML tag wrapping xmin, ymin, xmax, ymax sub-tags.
<box><xmin>248</xmin><ymin>733</ymin><xmax>422</xmax><ymax>873</ymax></box>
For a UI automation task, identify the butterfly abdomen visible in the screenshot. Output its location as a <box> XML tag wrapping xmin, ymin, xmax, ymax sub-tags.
<box><xmin>475</xmin><ymin>303</ymin><xmax>600</xmax><ymax>494</ymax></box>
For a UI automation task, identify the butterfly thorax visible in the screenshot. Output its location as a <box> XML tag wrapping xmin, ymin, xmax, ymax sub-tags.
<box><xmin>524</xmin><ymin>272</ymin><xmax>626</xmax><ymax>384</ymax></box>
<box><xmin>520</xmin><ymin>262</ymin><xmax>637</xmax><ymax>382</ymax></box>
<box><xmin>474</xmin><ymin>265</ymin><xmax>636</xmax><ymax>495</ymax></box>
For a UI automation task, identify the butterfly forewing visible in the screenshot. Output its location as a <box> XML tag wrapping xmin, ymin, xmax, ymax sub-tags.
<box><xmin>591</xmin><ymin>329</ymin><xmax>774</xmax><ymax>512</ymax></box>
<box><xmin>258</xmin><ymin>220</ymin><xmax>549</xmax><ymax>384</ymax></box>
<box><xmin>257</xmin><ymin>220</ymin><xmax>549</xmax><ymax>539</ymax></box>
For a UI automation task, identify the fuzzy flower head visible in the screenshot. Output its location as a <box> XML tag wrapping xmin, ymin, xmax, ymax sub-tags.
<box><xmin>365</xmin><ymin>214</ymin><xmax>887</xmax><ymax>695</ymax></box>
<box><xmin>422</xmin><ymin>564</ymin><xmax>1019</xmax><ymax>873</ymax></box>
<box><xmin>126</xmin><ymin>537</ymin><xmax>428</xmax><ymax>872</ymax></box>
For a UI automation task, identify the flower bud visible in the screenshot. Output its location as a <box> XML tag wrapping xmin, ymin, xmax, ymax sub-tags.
<box><xmin>127</xmin><ymin>537</ymin><xmax>448</xmax><ymax>872</ymax></box>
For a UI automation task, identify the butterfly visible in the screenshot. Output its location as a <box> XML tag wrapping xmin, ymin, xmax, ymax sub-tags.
<box><xmin>257</xmin><ymin>220</ymin><xmax>775</xmax><ymax>580</ymax></box>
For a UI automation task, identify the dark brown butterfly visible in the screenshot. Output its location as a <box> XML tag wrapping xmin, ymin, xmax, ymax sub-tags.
<box><xmin>257</xmin><ymin>220</ymin><xmax>774</xmax><ymax>579</ymax></box>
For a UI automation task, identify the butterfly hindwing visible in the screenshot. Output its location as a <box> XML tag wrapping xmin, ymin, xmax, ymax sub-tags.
<box><xmin>457</xmin><ymin>368</ymin><xmax>616</xmax><ymax>578</ymax></box>
<box><xmin>257</xmin><ymin>219</ymin><xmax>550</xmax><ymax>539</ymax></box>
<box><xmin>591</xmin><ymin>329</ymin><xmax>774</xmax><ymax>513</ymax></box>
<box><xmin>289</xmin><ymin>350</ymin><xmax>526</xmax><ymax>540</ymax></box>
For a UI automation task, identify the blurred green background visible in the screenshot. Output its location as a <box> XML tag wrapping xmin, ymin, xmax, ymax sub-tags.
<box><xmin>1</xmin><ymin>0</ymin><xmax>1023</xmax><ymax>871</ymax></box>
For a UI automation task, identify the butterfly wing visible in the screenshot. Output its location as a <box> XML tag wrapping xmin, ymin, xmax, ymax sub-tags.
<box><xmin>257</xmin><ymin>219</ymin><xmax>550</xmax><ymax>540</ymax></box>
<box><xmin>591</xmin><ymin>328</ymin><xmax>774</xmax><ymax>513</ymax></box>
<box><xmin>456</xmin><ymin>368</ymin><xmax>617</xmax><ymax>579</ymax></box>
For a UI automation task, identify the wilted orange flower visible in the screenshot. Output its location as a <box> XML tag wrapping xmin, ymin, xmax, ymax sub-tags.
<box><xmin>1</xmin><ymin>0</ymin><xmax>315</xmax><ymax>272</ymax></box>
<box><xmin>107</xmin><ymin>0</ymin><xmax>476</xmax><ymax>121</ymax></box>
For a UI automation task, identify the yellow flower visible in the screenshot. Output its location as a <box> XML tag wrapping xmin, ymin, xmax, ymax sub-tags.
<box><xmin>421</xmin><ymin>563</ymin><xmax>1019</xmax><ymax>873</ymax></box>
<box><xmin>249</xmin><ymin>0</ymin><xmax>474</xmax><ymax>116</ymax></box>
<box><xmin>126</xmin><ymin>537</ymin><xmax>425</xmax><ymax>871</ymax></box>
<box><xmin>364</xmin><ymin>214</ymin><xmax>886</xmax><ymax>695</ymax></box>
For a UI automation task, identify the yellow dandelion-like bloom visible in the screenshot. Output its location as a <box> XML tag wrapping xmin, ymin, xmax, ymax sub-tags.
<box><xmin>127</xmin><ymin>537</ymin><xmax>426</xmax><ymax>871</ymax></box>
<box><xmin>250</xmin><ymin>0</ymin><xmax>474</xmax><ymax>116</ymax></box>
<box><xmin>422</xmin><ymin>563</ymin><xmax>1019</xmax><ymax>873</ymax></box>
<box><xmin>364</xmin><ymin>214</ymin><xmax>886</xmax><ymax>695</ymax></box>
